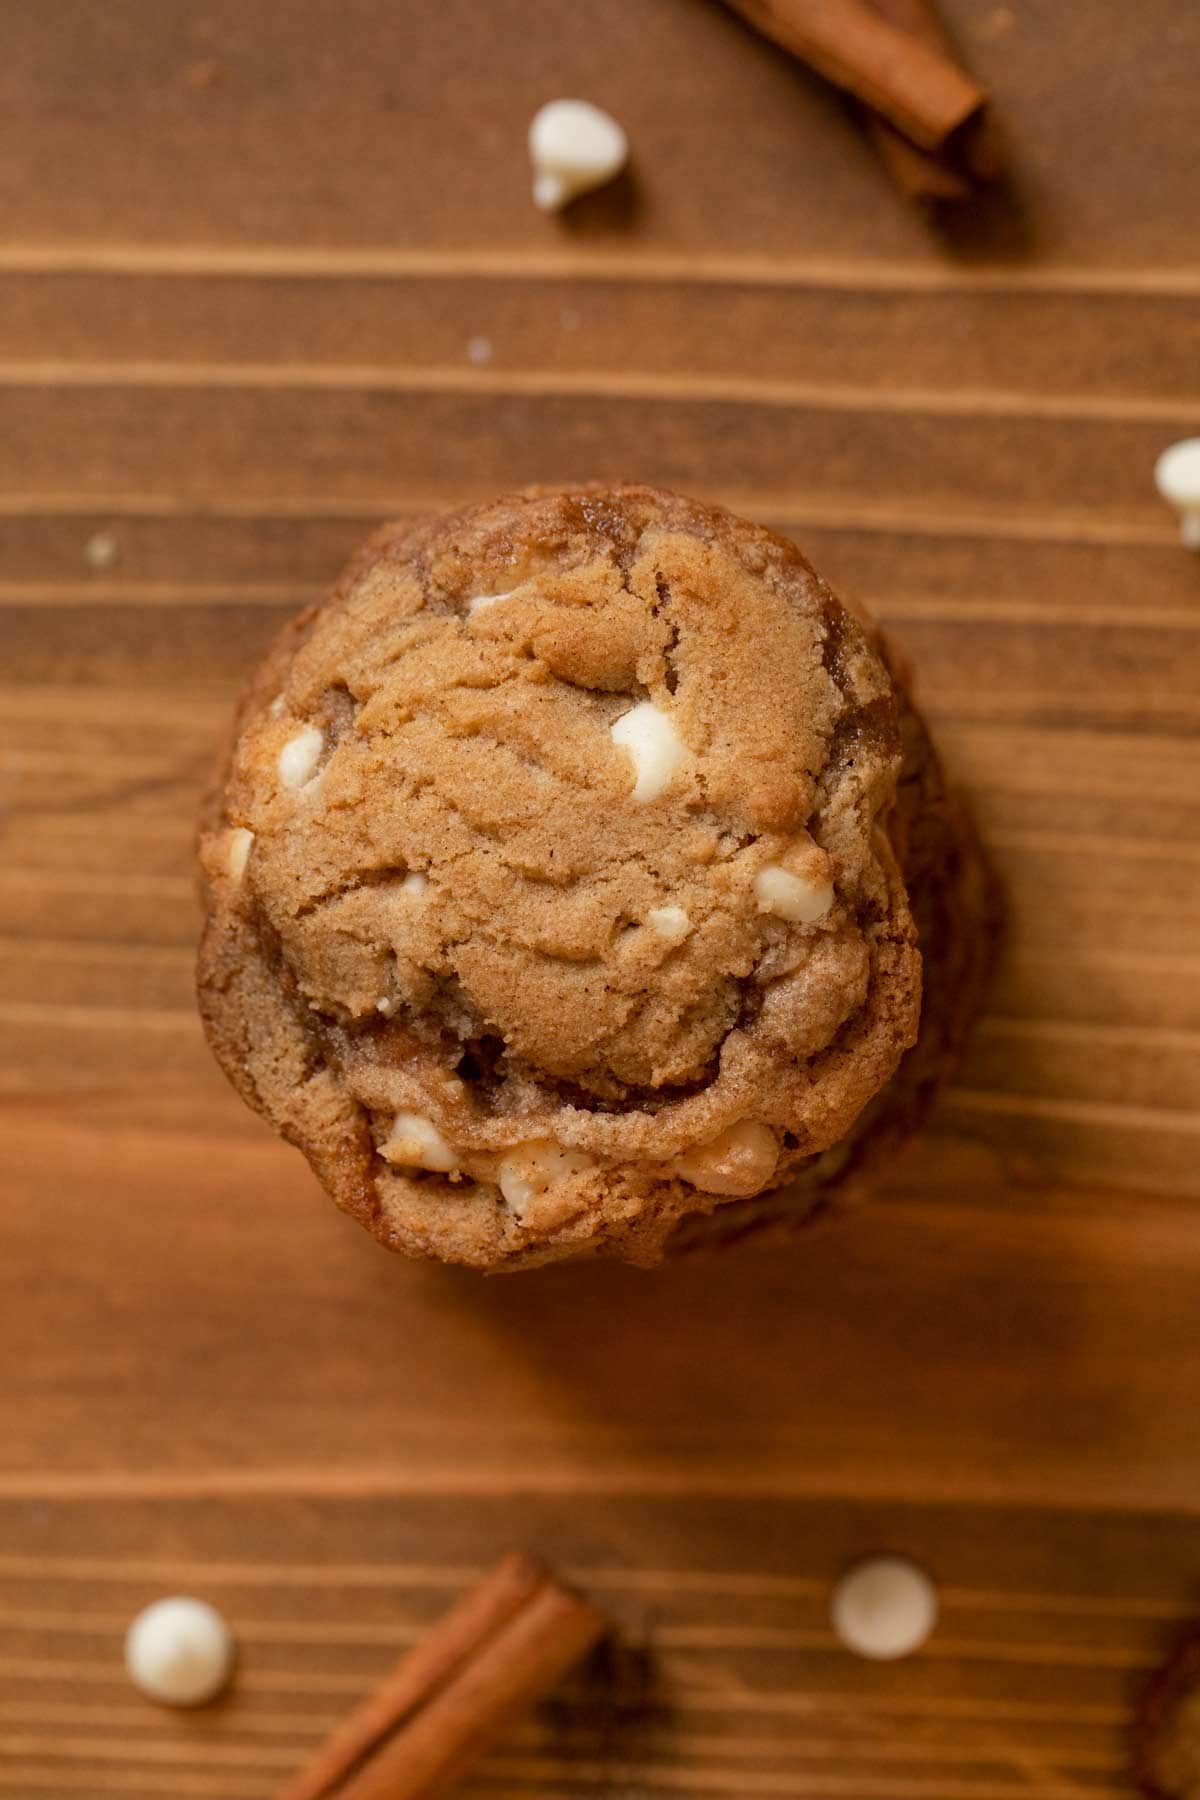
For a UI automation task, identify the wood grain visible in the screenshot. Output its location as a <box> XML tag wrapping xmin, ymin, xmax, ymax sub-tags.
<box><xmin>2</xmin><ymin>1</ymin><xmax>1198</xmax><ymax>1795</ymax></box>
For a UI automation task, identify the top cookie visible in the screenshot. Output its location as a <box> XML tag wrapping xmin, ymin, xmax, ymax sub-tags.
<box><xmin>197</xmin><ymin>485</ymin><xmax>921</xmax><ymax>1269</ymax></box>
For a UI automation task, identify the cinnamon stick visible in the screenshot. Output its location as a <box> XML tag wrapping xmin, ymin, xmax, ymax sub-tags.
<box><xmin>869</xmin><ymin>122</ymin><xmax>972</xmax><ymax>200</ymax></box>
<box><xmin>721</xmin><ymin>0</ymin><xmax>985</xmax><ymax>151</ymax></box>
<box><xmin>863</xmin><ymin>0</ymin><xmax>996</xmax><ymax>195</ymax></box>
<box><xmin>275</xmin><ymin>1554</ymin><xmax>606</xmax><ymax>1800</ymax></box>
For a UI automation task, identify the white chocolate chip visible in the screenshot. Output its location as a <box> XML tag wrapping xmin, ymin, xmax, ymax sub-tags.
<box><xmin>499</xmin><ymin>1138</ymin><xmax>594</xmax><ymax>1220</ymax></box>
<box><xmin>1154</xmin><ymin>438</ymin><xmax>1200</xmax><ymax>549</ymax></box>
<box><xmin>754</xmin><ymin>864</ymin><xmax>833</xmax><ymax>925</ymax></box>
<box><xmin>402</xmin><ymin>871</ymin><xmax>429</xmax><ymax>896</ymax></box>
<box><xmin>375</xmin><ymin>997</ymin><xmax>396</xmax><ymax>1017</ymax></box>
<box><xmin>675</xmin><ymin>1120</ymin><xmax>779</xmax><ymax>1198</ymax></box>
<box><xmin>226</xmin><ymin>827</ymin><xmax>254</xmax><ymax>882</ymax></box>
<box><xmin>379</xmin><ymin>1112</ymin><xmax>458</xmax><ymax>1173</ymax></box>
<box><xmin>125</xmin><ymin>1598</ymin><xmax>235</xmax><ymax>1707</ymax></box>
<box><xmin>831</xmin><ymin>1558</ymin><xmax>938</xmax><ymax>1661</ymax></box>
<box><xmin>528</xmin><ymin>99</ymin><xmax>628</xmax><ymax>212</ymax></box>
<box><xmin>83</xmin><ymin>529</ymin><xmax>118</xmax><ymax>569</ymax></box>
<box><xmin>610</xmin><ymin>701</ymin><xmax>687</xmax><ymax>802</ymax></box>
<box><xmin>647</xmin><ymin>904</ymin><xmax>692</xmax><ymax>944</ymax></box>
<box><xmin>466</xmin><ymin>588</ymin><xmax>518</xmax><ymax>616</ymax></box>
<box><xmin>277</xmin><ymin>724</ymin><xmax>324</xmax><ymax>790</ymax></box>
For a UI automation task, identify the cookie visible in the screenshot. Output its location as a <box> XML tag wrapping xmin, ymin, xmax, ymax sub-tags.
<box><xmin>198</xmin><ymin>485</ymin><xmax>935</xmax><ymax>1271</ymax></box>
<box><xmin>1135</xmin><ymin>1634</ymin><xmax>1200</xmax><ymax>1800</ymax></box>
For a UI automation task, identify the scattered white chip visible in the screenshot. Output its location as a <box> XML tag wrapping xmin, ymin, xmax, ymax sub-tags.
<box><xmin>499</xmin><ymin>1139</ymin><xmax>594</xmax><ymax>1219</ymax></box>
<box><xmin>754</xmin><ymin>864</ymin><xmax>833</xmax><ymax>925</ymax></box>
<box><xmin>376</xmin><ymin>996</ymin><xmax>396</xmax><ymax>1017</ymax></box>
<box><xmin>529</xmin><ymin>99</ymin><xmax>628</xmax><ymax>211</ymax></box>
<box><xmin>277</xmin><ymin>724</ymin><xmax>324</xmax><ymax>790</ymax></box>
<box><xmin>1154</xmin><ymin>438</ymin><xmax>1200</xmax><ymax>549</ymax></box>
<box><xmin>125</xmin><ymin>1597</ymin><xmax>235</xmax><ymax>1707</ymax></box>
<box><xmin>402</xmin><ymin>870</ymin><xmax>429</xmax><ymax>896</ymax></box>
<box><xmin>466</xmin><ymin>588</ymin><xmax>518</xmax><ymax>617</ymax></box>
<box><xmin>610</xmin><ymin>701</ymin><xmax>687</xmax><ymax>802</ymax></box>
<box><xmin>465</xmin><ymin>334</ymin><xmax>494</xmax><ymax>365</ymax></box>
<box><xmin>83</xmin><ymin>529</ymin><xmax>118</xmax><ymax>570</ymax></box>
<box><xmin>647</xmin><ymin>904</ymin><xmax>692</xmax><ymax>944</ymax></box>
<box><xmin>674</xmin><ymin>1119</ymin><xmax>778</xmax><ymax>1198</ymax></box>
<box><xmin>380</xmin><ymin>1112</ymin><xmax>458</xmax><ymax>1173</ymax></box>
<box><xmin>831</xmin><ymin>1558</ymin><xmax>938</xmax><ymax>1661</ymax></box>
<box><xmin>226</xmin><ymin>827</ymin><xmax>254</xmax><ymax>882</ymax></box>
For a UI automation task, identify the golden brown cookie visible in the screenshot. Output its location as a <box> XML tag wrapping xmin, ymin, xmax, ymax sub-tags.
<box><xmin>197</xmin><ymin>485</ymin><xmax>934</xmax><ymax>1270</ymax></box>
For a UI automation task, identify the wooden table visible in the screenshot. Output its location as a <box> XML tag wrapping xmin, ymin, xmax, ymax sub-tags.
<box><xmin>2</xmin><ymin>2</ymin><xmax>1198</xmax><ymax>1794</ymax></box>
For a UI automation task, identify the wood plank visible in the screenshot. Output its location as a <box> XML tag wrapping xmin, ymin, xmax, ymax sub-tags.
<box><xmin>992</xmin><ymin>950</ymin><xmax>1200</xmax><ymax>1033</ymax></box>
<box><xmin>940</xmin><ymin>1018</ymin><xmax>1200</xmax><ymax>1115</ymax></box>
<box><xmin>4</xmin><ymin>271</ymin><xmax>1198</xmax><ymax>403</ymax></box>
<box><xmin>0</xmin><ymin>383</ymin><xmax>1191</xmax><ymax>528</ymax></box>
<box><xmin>3</xmin><ymin>1106</ymin><xmax>1200</xmax><ymax>1514</ymax></box>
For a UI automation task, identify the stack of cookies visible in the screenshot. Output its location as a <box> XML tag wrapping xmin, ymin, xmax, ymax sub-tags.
<box><xmin>198</xmin><ymin>486</ymin><xmax>995</xmax><ymax>1271</ymax></box>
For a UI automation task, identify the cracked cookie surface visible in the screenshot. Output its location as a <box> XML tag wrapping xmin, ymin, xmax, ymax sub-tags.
<box><xmin>197</xmin><ymin>486</ymin><xmax>922</xmax><ymax>1269</ymax></box>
